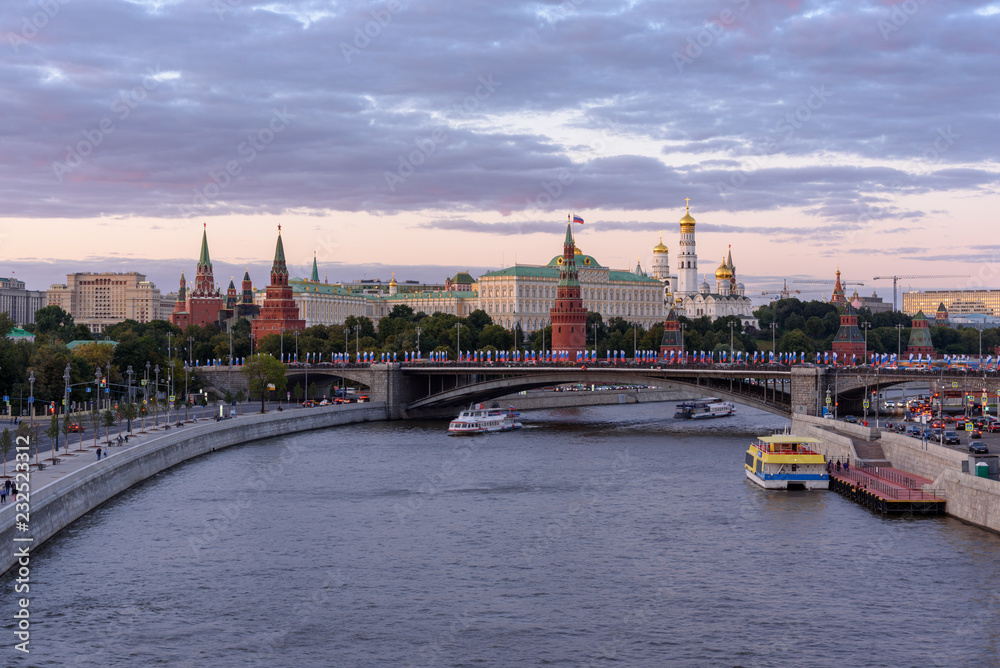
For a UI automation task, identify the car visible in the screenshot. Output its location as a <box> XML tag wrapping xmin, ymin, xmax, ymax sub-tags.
<box><xmin>67</xmin><ymin>423</ymin><xmax>83</xmax><ymax>433</ymax></box>
<box><xmin>357</xmin><ymin>395</ymin><xmax>370</xmax><ymax>403</ymax></box>
<box><xmin>985</xmin><ymin>423</ymin><xmax>1000</xmax><ymax>433</ymax></box>
<box><xmin>318</xmin><ymin>399</ymin><xmax>329</xmax><ymax>406</ymax></box>
<box><xmin>943</xmin><ymin>431</ymin><xmax>961</xmax><ymax>445</ymax></box>
<box><xmin>969</xmin><ymin>441</ymin><xmax>989</xmax><ymax>454</ymax></box>
<box><xmin>971</xmin><ymin>428</ymin><xmax>982</xmax><ymax>439</ymax></box>
<box><xmin>930</xmin><ymin>420</ymin><xmax>944</xmax><ymax>429</ymax></box>
<box><xmin>954</xmin><ymin>420</ymin><xmax>966</xmax><ymax>430</ymax></box>
<box><xmin>907</xmin><ymin>426</ymin><xmax>922</xmax><ymax>437</ymax></box>
<box><xmin>943</xmin><ymin>416</ymin><xmax>955</xmax><ymax>424</ymax></box>
<box><xmin>302</xmin><ymin>400</ymin><xmax>316</xmax><ymax>407</ymax></box>
<box><xmin>844</xmin><ymin>415</ymin><xmax>858</xmax><ymax>424</ymax></box>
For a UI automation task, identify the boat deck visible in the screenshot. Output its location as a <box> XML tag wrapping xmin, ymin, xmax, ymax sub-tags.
<box><xmin>829</xmin><ymin>464</ymin><xmax>945</xmax><ymax>515</ymax></box>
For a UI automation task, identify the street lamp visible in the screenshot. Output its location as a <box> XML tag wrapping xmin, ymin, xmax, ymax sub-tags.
<box><xmin>183</xmin><ymin>363</ymin><xmax>190</xmax><ymax>421</ymax></box>
<box><xmin>28</xmin><ymin>370</ymin><xmax>34</xmax><ymax>422</ymax></box>
<box><xmin>62</xmin><ymin>362</ymin><xmax>71</xmax><ymax>454</ymax></box>
<box><xmin>126</xmin><ymin>365</ymin><xmax>134</xmax><ymax>433</ymax></box>
<box><xmin>770</xmin><ymin>322</ymin><xmax>777</xmax><ymax>356</ymax></box>
<box><xmin>895</xmin><ymin>323</ymin><xmax>904</xmax><ymax>359</ymax></box>
<box><xmin>861</xmin><ymin>322</ymin><xmax>871</xmax><ymax>361</ymax></box>
<box><xmin>294</xmin><ymin>331</ymin><xmax>299</xmax><ymax>363</ymax></box>
<box><xmin>154</xmin><ymin>364</ymin><xmax>160</xmax><ymax>427</ymax></box>
<box><xmin>680</xmin><ymin>322</ymin><xmax>687</xmax><ymax>363</ymax></box>
<box><xmin>729</xmin><ymin>321</ymin><xmax>736</xmax><ymax>362</ymax></box>
<box><xmin>187</xmin><ymin>335</ymin><xmax>194</xmax><ymax>365</ymax></box>
<box><xmin>455</xmin><ymin>323</ymin><xmax>462</xmax><ymax>361</ymax></box>
<box><xmin>416</xmin><ymin>326</ymin><xmax>421</xmax><ymax>358</ymax></box>
<box><xmin>304</xmin><ymin>359</ymin><xmax>310</xmax><ymax>403</ymax></box>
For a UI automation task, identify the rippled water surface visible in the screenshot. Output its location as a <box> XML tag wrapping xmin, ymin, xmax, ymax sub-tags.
<box><xmin>5</xmin><ymin>403</ymin><xmax>1000</xmax><ymax>667</ymax></box>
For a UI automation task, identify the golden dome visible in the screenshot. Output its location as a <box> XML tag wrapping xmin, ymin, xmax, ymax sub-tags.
<box><xmin>574</xmin><ymin>245</ymin><xmax>582</xmax><ymax>255</ymax></box>
<box><xmin>389</xmin><ymin>271</ymin><xmax>397</xmax><ymax>287</ymax></box>
<box><xmin>680</xmin><ymin>199</ymin><xmax>696</xmax><ymax>229</ymax></box>
<box><xmin>653</xmin><ymin>233</ymin><xmax>668</xmax><ymax>254</ymax></box>
<box><xmin>715</xmin><ymin>256</ymin><xmax>733</xmax><ymax>280</ymax></box>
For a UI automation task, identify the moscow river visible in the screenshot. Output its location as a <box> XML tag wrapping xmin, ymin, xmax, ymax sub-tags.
<box><xmin>5</xmin><ymin>402</ymin><xmax>1000</xmax><ymax>667</ymax></box>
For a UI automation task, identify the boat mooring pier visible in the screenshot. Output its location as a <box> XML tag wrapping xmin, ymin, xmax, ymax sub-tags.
<box><xmin>829</xmin><ymin>464</ymin><xmax>945</xmax><ymax>515</ymax></box>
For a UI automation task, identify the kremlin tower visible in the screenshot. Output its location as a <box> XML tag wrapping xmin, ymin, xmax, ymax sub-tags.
<box><xmin>549</xmin><ymin>219</ymin><xmax>587</xmax><ymax>358</ymax></box>
<box><xmin>831</xmin><ymin>301</ymin><xmax>866</xmax><ymax>363</ymax></box>
<box><xmin>675</xmin><ymin>199</ymin><xmax>699</xmax><ymax>298</ymax></box>
<box><xmin>906</xmin><ymin>311</ymin><xmax>935</xmax><ymax>357</ymax></box>
<box><xmin>830</xmin><ymin>269</ymin><xmax>847</xmax><ymax>307</ymax></box>
<box><xmin>251</xmin><ymin>226</ymin><xmax>305</xmax><ymax>340</ymax></box>
<box><xmin>170</xmin><ymin>224</ymin><xmax>225</xmax><ymax>330</ymax></box>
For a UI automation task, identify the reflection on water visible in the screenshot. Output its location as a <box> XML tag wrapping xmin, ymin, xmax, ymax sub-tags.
<box><xmin>4</xmin><ymin>402</ymin><xmax>1000</xmax><ymax>667</ymax></box>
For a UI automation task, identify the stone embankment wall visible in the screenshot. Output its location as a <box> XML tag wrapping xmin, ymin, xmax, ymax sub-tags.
<box><xmin>930</xmin><ymin>469</ymin><xmax>1000</xmax><ymax>533</ymax></box>
<box><xmin>877</xmin><ymin>432</ymin><xmax>966</xmax><ymax>482</ymax></box>
<box><xmin>0</xmin><ymin>403</ymin><xmax>386</xmax><ymax>576</ymax></box>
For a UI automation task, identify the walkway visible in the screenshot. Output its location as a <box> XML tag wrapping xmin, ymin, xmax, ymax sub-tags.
<box><xmin>829</xmin><ymin>463</ymin><xmax>945</xmax><ymax>515</ymax></box>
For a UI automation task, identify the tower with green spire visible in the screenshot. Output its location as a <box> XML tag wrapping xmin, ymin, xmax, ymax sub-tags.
<box><xmin>311</xmin><ymin>252</ymin><xmax>320</xmax><ymax>283</ymax></box>
<box><xmin>194</xmin><ymin>222</ymin><xmax>215</xmax><ymax>296</ymax></box>
<box><xmin>253</xmin><ymin>225</ymin><xmax>305</xmax><ymax>340</ymax></box>
<box><xmin>550</xmin><ymin>218</ymin><xmax>587</xmax><ymax>357</ymax></box>
<box><xmin>171</xmin><ymin>224</ymin><xmax>224</xmax><ymax>329</ymax></box>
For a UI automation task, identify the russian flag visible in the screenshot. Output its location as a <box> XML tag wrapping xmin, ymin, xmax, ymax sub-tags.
<box><xmin>572</xmin><ymin>214</ymin><xmax>584</xmax><ymax>224</ymax></box>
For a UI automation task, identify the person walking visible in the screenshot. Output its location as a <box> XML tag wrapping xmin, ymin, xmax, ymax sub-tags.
<box><xmin>97</xmin><ymin>447</ymin><xmax>102</xmax><ymax>460</ymax></box>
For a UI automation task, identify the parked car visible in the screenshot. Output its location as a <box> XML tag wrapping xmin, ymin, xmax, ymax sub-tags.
<box><xmin>844</xmin><ymin>415</ymin><xmax>858</xmax><ymax>424</ymax></box>
<box><xmin>907</xmin><ymin>426</ymin><xmax>922</xmax><ymax>437</ymax></box>
<box><xmin>357</xmin><ymin>395</ymin><xmax>371</xmax><ymax>403</ymax></box>
<box><xmin>943</xmin><ymin>430</ymin><xmax>961</xmax><ymax>445</ymax></box>
<box><xmin>969</xmin><ymin>441</ymin><xmax>989</xmax><ymax>454</ymax></box>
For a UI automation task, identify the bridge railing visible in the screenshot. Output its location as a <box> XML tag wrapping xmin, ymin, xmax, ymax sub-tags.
<box><xmin>857</xmin><ymin>463</ymin><xmax>922</xmax><ymax>489</ymax></box>
<box><xmin>839</xmin><ymin>469</ymin><xmax>942</xmax><ymax>500</ymax></box>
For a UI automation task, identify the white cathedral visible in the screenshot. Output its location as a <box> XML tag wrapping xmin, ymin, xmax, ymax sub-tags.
<box><xmin>648</xmin><ymin>201</ymin><xmax>758</xmax><ymax>328</ymax></box>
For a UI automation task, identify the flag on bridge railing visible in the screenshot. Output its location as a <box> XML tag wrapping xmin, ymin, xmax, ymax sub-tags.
<box><xmin>851</xmin><ymin>354</ymin><xmax>856</xmax><ymax>365</ymax></box>
<box><xmin>823</xmin><ymin>352</ymin><xmax>829</xmax><ymax>364</ymax></box>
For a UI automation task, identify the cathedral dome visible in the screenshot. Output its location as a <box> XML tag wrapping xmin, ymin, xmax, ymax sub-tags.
<box><xmin>574</xmin><ymin>245</ymin><xmax>583</xmax><ymax>256</ymax></box>
<box><xmin>653</xmin><ymin>234</ymin><xmax>668</xmax><ymax>254</ymax></box>
<box><xmin>715</xmin><ymin>257</ymin><xmax>733</xmax><ymax>280</ymax></box>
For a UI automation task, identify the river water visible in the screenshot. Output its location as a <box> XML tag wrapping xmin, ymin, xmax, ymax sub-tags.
<box><xmin>5</xmin><ymin>403</ymin><xmax>1000</xmax><ymax>667</ymax></box>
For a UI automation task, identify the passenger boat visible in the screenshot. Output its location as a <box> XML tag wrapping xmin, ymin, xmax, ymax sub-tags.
<box><xmin>447</xmin><ymin>404</ymin><xmax>523</xmax><ymax>435</ymax></box>
<box><xmin>745</xmin><ymin>435</ymin><xmax>829</xmax><ymax>490</ymax></box>
<box><xmin>674</xmin><ymin>397</ymin><xmax>735</xmax><ymax>419</ymax></box>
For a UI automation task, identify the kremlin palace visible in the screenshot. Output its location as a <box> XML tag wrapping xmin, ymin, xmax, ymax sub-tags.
<box><xmin>44</xmin><ymin>203</ymin><xmax>761</xmax><ymax>339</ymax></box>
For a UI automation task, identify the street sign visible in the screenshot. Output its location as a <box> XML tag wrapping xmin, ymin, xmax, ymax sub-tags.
<box><xmin>952</xmin><ymin>382</ymin><xmax>959</xmax><ymax>388</ymax></box>
<box><xmin>966</xmin><ymin>422</ymin><xmax>973</xmax><ymax>432</ymax></box>
<box><xmin>141</xmin><ymin>379</ymin><xmax>147</xmax><ymax>385</ymax></box>
<box><xmin>826</xmin><ymin>397</ymin><xmax>831</xmax><ymax>404</ymax></box>
<box><xmin>86</xmin><ymin>387</ymin><xmax>91</xmax><ymax>393</ymax></box>
<box><xmin>169</xmin><ymin>395</ymin><xmax>175</xmax><ymax>402</ymax></box>
<box><xmin>863</xmin><ymin>400</ymin><xmax>869</xmax><ymax>409</ymax></box>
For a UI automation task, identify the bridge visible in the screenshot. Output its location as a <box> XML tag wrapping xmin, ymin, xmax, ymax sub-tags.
<box><xmin>195</xmin><ymin>363</ymin><xmax>1000</xmax><ymax>420</ymax></box>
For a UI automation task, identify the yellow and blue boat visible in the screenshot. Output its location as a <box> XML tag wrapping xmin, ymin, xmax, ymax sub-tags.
<box><xmin>745</xmin><ymin>435</ymin><xmax>829</xmax><ymax>490</ymax></box>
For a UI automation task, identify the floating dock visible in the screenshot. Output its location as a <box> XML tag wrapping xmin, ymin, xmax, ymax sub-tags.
<box><xmin>829</xmin><ymin>465</ymin><xmax>945</xmax><ymax>515</ymax></box>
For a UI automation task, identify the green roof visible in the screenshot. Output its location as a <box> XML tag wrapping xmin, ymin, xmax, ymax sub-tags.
<box><xmin>289</xmin><ymin>279</ymin><xmax>353</xmax><ymax>296</ymax></box>
<box><xmin>545</xmin><ymin>254</ymin><xmax>604</xmax><ymax>268</ymax></box>
<box><xmin>451</xmin><ymin>271</ymin><xmax>476</xmax><ymax>284</ymax></box>
<box><xmin>608</xmin><ymin>270</ymin><xmax>662</xmax><ymax>284</ymax></box>
<box><xmin>480</xmin><ymin>263</ymin><xmax>658</xmax><ymax>283</ymax></box>
<box><xmin>6</xmin><ymin>327</ymin><xmax>35</xmax><ymax>340</ymax></box>
<box><xmin>274</xmin><ymin>232</ymin><xmax>286</xmax><ymax>266</ymax></box>
<box><xmin>383</xmin><ymin>290</ymin><xmax>477</xmax><ymax>301</ymax></box>
<box><xmin>199</xmin><ymin>228</ymin><xmax>211</xmax><ymax>266</ymax></box>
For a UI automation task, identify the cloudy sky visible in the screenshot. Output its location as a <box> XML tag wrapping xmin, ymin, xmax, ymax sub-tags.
<box><xmin>2</xmin><ymin>0</ymin><xmax>998</xmax><ymax>302</ymax></box>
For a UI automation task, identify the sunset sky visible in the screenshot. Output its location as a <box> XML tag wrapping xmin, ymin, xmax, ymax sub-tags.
<box><xmin>2</xmin><ymin>0</ymin><xmax>998</xmax><ymax>303</ymax></box>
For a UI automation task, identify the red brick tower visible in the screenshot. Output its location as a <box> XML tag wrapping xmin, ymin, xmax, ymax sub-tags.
<box><xmin>252</xmin><ymin>226</ymin><xmax>305</xmax><ymax>339</ymax></box>
<box><xmin>170</xmin><ymin>272</ymin><xmax>190</xmax><ymax>329</ymax></box>
<box><xmin>187</xmin><ymin>224</ymin><xmax>224</xmax><ymax>326</ymax></box>
<box><xmin>660</xmin><ymin>308</ymin><xmax>684</xmax><ymax>360</ymax></box>
<box><xmin>831</xmin><ymin>301</ymin><xmax>866</xmax><ymax>364</ymax></box>
<box><xmin>549</xmin><ymin>221</ymin><xmax>587</xmax><ymax>358</ymax></box>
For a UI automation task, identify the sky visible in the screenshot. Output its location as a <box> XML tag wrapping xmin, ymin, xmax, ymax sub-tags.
<box><xmin>2</xmin><ymin>0</ymin><xmax>999</xmax><ymax>304</ymax></box>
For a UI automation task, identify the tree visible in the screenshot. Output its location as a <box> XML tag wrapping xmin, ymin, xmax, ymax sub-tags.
<box><xmin>102</xmin><ymin>409</ymin><xmax>115</xmax><ymax>444</ymax></box>
<box><xmin>242</xmin><ymin>354</ymin><xmax>287</xmax><ymax>413</ymax></box>
<box><xmin>122</xmin><ymin>403</ymin><xmax>138</xmax><ymax>434</ymax></box>
<box><xmin>778</xmin><ymin>329</ymin><xmax>816</xmax><ymax>354</ymax></box>
<box><xmin>45</xmin><ymin>412</ymin><xmax>59</xmax><ymax>462</ymax></box>
<box><xmin>293</xmin><ymin>384</ymin><xmax>304</xmax><ymax>403</ymax></box>
<box><xmin>90</xmin><ymin>408</ymin><xmax>101</xmax><ymax>448</ymax></box>
<box><xmin>32</xmin><ymin>305</ymin><xmax>75</xmax><ymax>340</ymax></box>
<box><xmin>61</xmin><ymin>412</ymin><xmax>72</xmax><ymax>454</ymax></box>
<box><xmin>0</xmin><ymin>428</ymin><xmax>12</xmax><ymax>478</ymax></box>
<box><xmin>308</xmin><ymin>382</ymin><xmax>318</xmax><ymax>401</ymax></box>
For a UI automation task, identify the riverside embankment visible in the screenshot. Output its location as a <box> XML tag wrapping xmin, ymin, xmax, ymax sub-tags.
<box><xmin>0</xmin><ymin>403</ymin><xmax>386</xmax><ymax>576</ymax></box>
<box><xmin>792</xmin><ymin>414</ymin><xmax>1000</xmax><ymax>532</ymax></box>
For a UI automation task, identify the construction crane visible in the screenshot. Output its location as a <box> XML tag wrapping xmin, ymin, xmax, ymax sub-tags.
<box><xmin>759</xmin><ymin>279</ymin><xmax>801</xmax><ymax>300</ymax></box>
<box><xmin>872</xmin><ymin>274</ymin><xmax>970</xmax><ymax>312</ymax></box>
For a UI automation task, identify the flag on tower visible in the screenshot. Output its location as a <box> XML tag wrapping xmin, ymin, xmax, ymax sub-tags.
<box><xmin>572</xmin><ymin>214</ymin><xmax>584</xmax><ymax>224</ymax></box>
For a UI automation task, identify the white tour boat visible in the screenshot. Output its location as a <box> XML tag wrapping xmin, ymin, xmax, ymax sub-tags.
<box><xmin>674</xmin><ymin>397</ymin><xmax>736</xmax><ymax>419</ymax></box>
<box><xmin>448</xmin><ymin>404</ymin><xmax>523</xmax><ymax>435</ymax></box>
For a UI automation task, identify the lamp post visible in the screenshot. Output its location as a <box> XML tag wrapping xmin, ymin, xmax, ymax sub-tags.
<box><xmin>28</xmin><ymin>370</ymin><xmax>34</xmax><ymax>422</ymax></box>
<box><xmin>770</xmin><ymin>322</ymin><xmax>777</xmax><ymax>356</ymax></box>
<box><xmin>896</xmin><ymin>323</ymin><xmax>904</xmax><ymax>359</ymax></box>
<box><xmin>861</xmin><ymin>322</ymin><xmax>871</xmax><ymax>361</ymax></box>
<box><xmin>294</xmin><ymin>331</ymin><xmax>299</xmax><ymax>363</ymax></box>
<box><xmin>61</xmin><ymin>363</ymin><xmax>71</xmax><ymax>454</ymax></box>
<box><xmin>455</xmin><ymin>323</ymin><xmax>462</xmax><ymax>361</ymax></box>
<box><xmin>183</xmin><ymin>363</ymin><xmax>190</xmax><ymax>421</ymax></box>
<box><xmin>126</xmin><ymin>365</ymin><xmax>134</xmax><ymax>433</ymax></box>
<box><xmin>280</xmin><ymin>330</ymin><xmax>284</xmax><ymax>363</ymax></box>
<box><xmin>187</xmin><ymin>336</ymin><xmax>194</xmax><ymax>365</ymax></box>
<box><xmin>154</xmin><ymin>364</ymin><xmax>160</xmax><ymax>427</ymax></box>
<box><xmin>680</xmin><ymin>323</ymin><xmax>687</xmax><ymax>363</ymax></box>
<box><xmin>592</xmin><ymin>323</ymin><xmax>598</xmax><ymax>356</ymax></box>
<box><xmin>416</xmin><ymin>326</ymin><xmax>421</xmax><ymax>359</ymax></box>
